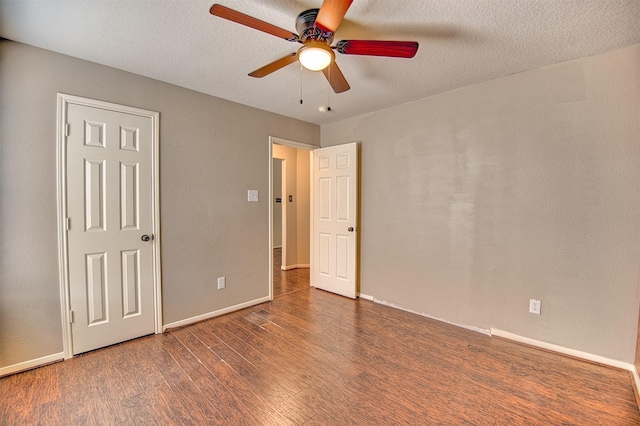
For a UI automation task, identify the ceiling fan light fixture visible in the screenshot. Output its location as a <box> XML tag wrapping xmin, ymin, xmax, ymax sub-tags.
<box><xmin>298</xmin><ymin>42</ymin><xmax>334</xmax><ymax>71</ymax></box>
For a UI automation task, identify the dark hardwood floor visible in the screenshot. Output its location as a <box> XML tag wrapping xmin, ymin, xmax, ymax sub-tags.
<box><xmin>2</xmin><ymin>274</ymin><xmax>639</xmax><ymax>424</ymax></box>
<box><xmin>273</xmin><ymin>248</ymin><xmax>309</xmax><ymax>298</ymax></box>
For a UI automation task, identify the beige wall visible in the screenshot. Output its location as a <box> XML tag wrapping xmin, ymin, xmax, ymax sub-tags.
<box><xmin>3</xmin><ymin>36</ymin><xmax>638</xmax><ymax>369</ymax></box>
<box><xmin>0</xmin><ymin>40</ymin><xmax>319</xmax><ymax>369</ymax></box>
<box><xmin>273</xmin><ymin>144</ymin><xmax>297</xmax><ymax>266</ymax></box>
<box><xmin>296</xmin><ymin>149</ymin><xmax>311</xmax><ymax>266</ymax></box>
<box><xmin>273</xmin><ymin>159</ymin><xmax>283</xmax><ymax>248</ymax></box>
<box><xmin>322</xmin><ymin>44</ymin><xmax>640</xmax><ymax>363</ymax></box>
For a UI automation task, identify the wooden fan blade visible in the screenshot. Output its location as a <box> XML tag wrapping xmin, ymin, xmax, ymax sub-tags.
<box><xmin>248</xmin><ymin>53</ymin><xmax>298</xmax><ymax>78</ymax></box>
<box><xmin>336</xmin><ymin>40</ymin><xmax>419</xmax><ymax>58</ymax></box>
<box><xmin>210</xmin><ymin>4</ymin><xmax>299</xmax><ymax>42</ymax></box>
<box><xmin>315</xmin><ymin>0</ymin><xmax>353</xmax><ymax>33</ymax></box>
<box><xmin>322</xmin><ymin>61</ymin><xmax>350</xmax><ymax>93</ymax></box>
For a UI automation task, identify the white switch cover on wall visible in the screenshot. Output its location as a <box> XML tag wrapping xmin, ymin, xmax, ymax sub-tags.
<box><xmin>248</xmin><ymin>190</ymin><xmax>259</xmax><ymax>202</ymax></box>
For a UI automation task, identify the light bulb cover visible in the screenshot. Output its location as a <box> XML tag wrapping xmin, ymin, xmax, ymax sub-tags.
<box><xmin>298</xmin><ymin>42</ymin><xmax>334</xmax><ymax>71</ymax></box>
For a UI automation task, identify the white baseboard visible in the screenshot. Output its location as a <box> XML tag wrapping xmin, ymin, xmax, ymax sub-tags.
<box><xmin>358</xmin><ymin>292</ymin><xmax>374</xmax><ymax>301</ymax></box>
<box><xmin>362</xmin><ymin>297</ymin><xmax>639</xmax><ymax>405</ymax></box>
<box><xmin>371</xmin><ymin>297</ymin><xmax>491</xmax><ymax>336</ymax></box>
<box><xmin>280</xmin><ymin>264</ymin><xmax>310</xmax><ymax>270</ymax></box>
<box><xmin>0</xmin><ymin>352</ymin><xmax>64</xmax><ymax>378</ymax></box>
<box><xmin>273</xmin><ymin>245</ymin><xmax>282</xmax><ymax>249</ymax></box>
<box><xmin>352</xmin><ymin>296</ymin><xmax>637</xmax><ymax>379</ymax></box>
<box><xmin>163</xmin><ymin>296</ymin><xmax>271</xmax><ymax>331</ymax></box>
<box><xmin>631</xmin><ymin>365</ymin><xmax>640</xmax><ymax>402</ymax></box>
<box><xmin>490</xmin><ymin>328</ymin><xmax>635</xmax><ymax>372</ymax></box>
<box><xmin>0</xmin><ymin>297</ymin><xmax>272</xmax><ymax>376</ymax></box>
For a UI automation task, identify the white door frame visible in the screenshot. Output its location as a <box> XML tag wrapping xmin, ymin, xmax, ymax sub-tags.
<box><xmin>56</xmin><ymin>93</ymin><xmax>163</xmax><ymax>359</ymax></box>
<box><xmin>268</xmin><ymin>136</ymin><xmax>318</xmax><ymax>300</ymax></box>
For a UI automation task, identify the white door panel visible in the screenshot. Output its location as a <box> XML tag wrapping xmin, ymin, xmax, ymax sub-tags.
<box><xmin>66</xmin><ymin>102</ymin><xmax>156</xmax><ymax>355</ymax></box>
<box><xmin>312</xmin><ymin>143</ymin><xmax>358</xmax><ymax>299</ymax></box>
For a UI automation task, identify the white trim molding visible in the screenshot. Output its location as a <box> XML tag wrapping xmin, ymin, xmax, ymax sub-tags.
<box><xmin>350</xmin><ymin>295</ymin><xmax>637</xmax><ymax>383</ymax></box>
<box><xmin>163</xmin><ymin>296</ymin><xmax>271</xmax><ymax>331</ymax></box>
<box><xmin>490</xmin><ymin>328</ymin><xmax>636</xmax><ymax>372</ymax></box>
<box><xmin>372</xmin><ymin>297</ymin><xmax>491</xmax><ymax>336</ymax></box>
<box><xmin>631</xmin><ymin>365</ymin><xmax>640</xmax><ymax>405</ymax></box>
<box><xmin>358</xmin><ymin>293</ymin><xmax>374</xmax><ymax>301</ymax></box>
<box><xmin>0</xmin><ymin>353</ymin><xmax>64</xmax><ymax>378</ymax></box>
<box><xmin>280</xmin><ymin>264</ymin><xmax>310</xmax><ymax>270</ymax></box>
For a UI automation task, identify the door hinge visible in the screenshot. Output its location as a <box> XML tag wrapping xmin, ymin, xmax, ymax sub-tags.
<box><xmin>69</xmin><ymin>310</ymin><xmax>74</xmax><ymax>324</ymax></box>
<box><xmin>66</xmin><ymin>217</ymin><xmax>71</xmax><ymax>230</ymax></box>
<box><xmin>65</xmin><ymin>123</ymin><xmax>70</xmax><ymax>137</ymax></box>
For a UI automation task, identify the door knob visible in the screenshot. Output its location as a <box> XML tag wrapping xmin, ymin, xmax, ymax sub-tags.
<box><xmin>141</xmin><ymin>234</ymin><xmax>151</xmax><ymax>242</ymax></box>
<box><xmin>348</xmin><ymin>227</ymin><xmax>354</xmax><ymax>232</ymax></box>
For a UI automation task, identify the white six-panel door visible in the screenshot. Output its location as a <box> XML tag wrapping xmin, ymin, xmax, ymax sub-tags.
<box><xmin>64</xmin><ymin>100</ymin><xmax>158</xmax><ymax>355</ymax></box>
<box><xmin>312</xmin><ymin>143</ymin><xmax>358</xmax><ymax>299</ymax></box>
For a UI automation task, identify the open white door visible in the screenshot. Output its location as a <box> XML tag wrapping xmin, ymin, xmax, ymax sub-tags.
<box><xmin>312</xmin><ymin>142</ymin><xmax>358</xmax><ymax>299</ymax></box>
<box><xmin>61</xmin><ymin>96</ymin><xmax>160</xmax><ymax>355</ymax></box>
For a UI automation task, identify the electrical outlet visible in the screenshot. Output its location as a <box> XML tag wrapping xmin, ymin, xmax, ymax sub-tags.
<box><xmin>217</xmin><ymin>277</ymin><xmax>226</xmax><ymax>290</ymax></box>
<box><xmin>529</xmin><ymin>299</ymin><xmax>541</xmax><ymax>315</ymax></box>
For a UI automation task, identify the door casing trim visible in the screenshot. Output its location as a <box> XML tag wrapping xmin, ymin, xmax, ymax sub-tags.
<box><xmin>56</xmin><ymin>93</ymin><xmax>162</xmax><ymax>359</ymax></box>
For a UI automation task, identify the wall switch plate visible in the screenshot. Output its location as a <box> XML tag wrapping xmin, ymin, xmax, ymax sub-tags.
<box><xmin>529</xmin><ymin>299</ymin><xmax>541</xmax><ymax>315</ymax></box>
<box><xmin>248</xmin><ymin>190</ymin><xmax>259</xmax><ymax>202</ymax></box>
<box><xmin>217</xmin><ymin>277</ymin><xmax>226</xmax><ymax>290</ymax></box>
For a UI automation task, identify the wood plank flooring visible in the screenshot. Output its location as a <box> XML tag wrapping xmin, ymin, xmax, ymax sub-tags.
<box><xmin>273</xmin><ymin>248</ymin><xmax>309</xmax><ymax>298</ymax></box>
<box><xmin>2</xmin><ymin>283</ymin><xmax>639</xmax><ymax>424</ymax></box>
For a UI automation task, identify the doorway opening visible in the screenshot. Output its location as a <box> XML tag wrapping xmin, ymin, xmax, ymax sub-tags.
<box><xmin>269</xmin><ymin>137</ymin><xmax>317</xmax><ymax>300</ymax></box>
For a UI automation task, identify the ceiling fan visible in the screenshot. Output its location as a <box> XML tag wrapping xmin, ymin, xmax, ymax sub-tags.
<box><xmin>210</xmin><ymin>0</ymin><xmax>419</xmax><ymax>93</ymax></box>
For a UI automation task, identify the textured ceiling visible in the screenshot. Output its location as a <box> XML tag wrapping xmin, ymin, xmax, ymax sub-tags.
<box><xmin>1</xmin><ymin>0</ymin><xmax>639</xmax><ymax>125</ymax></box>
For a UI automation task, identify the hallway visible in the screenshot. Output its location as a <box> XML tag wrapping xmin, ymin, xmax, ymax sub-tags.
<box><xmin>273</xmin><ymin>248</ymin><xmax>309</xmax><ymax>298</ymax></box>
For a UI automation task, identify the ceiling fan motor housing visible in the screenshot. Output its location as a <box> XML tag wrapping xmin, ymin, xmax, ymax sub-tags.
<box><xmin>296</xmin><ymin>9</ymin><xmax>334</xmax><ymax>44</ymax></box>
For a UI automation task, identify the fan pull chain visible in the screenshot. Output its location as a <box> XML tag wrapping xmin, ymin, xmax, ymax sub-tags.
<box><xmin>326</xmin><ymin>65</ymin><xmax>332</xmax><ymax>112</ymax></box>
<box><xmin>299</xmin><ymin>64</ymin><xmax>303</xmax><ymax>104</ymax></box>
